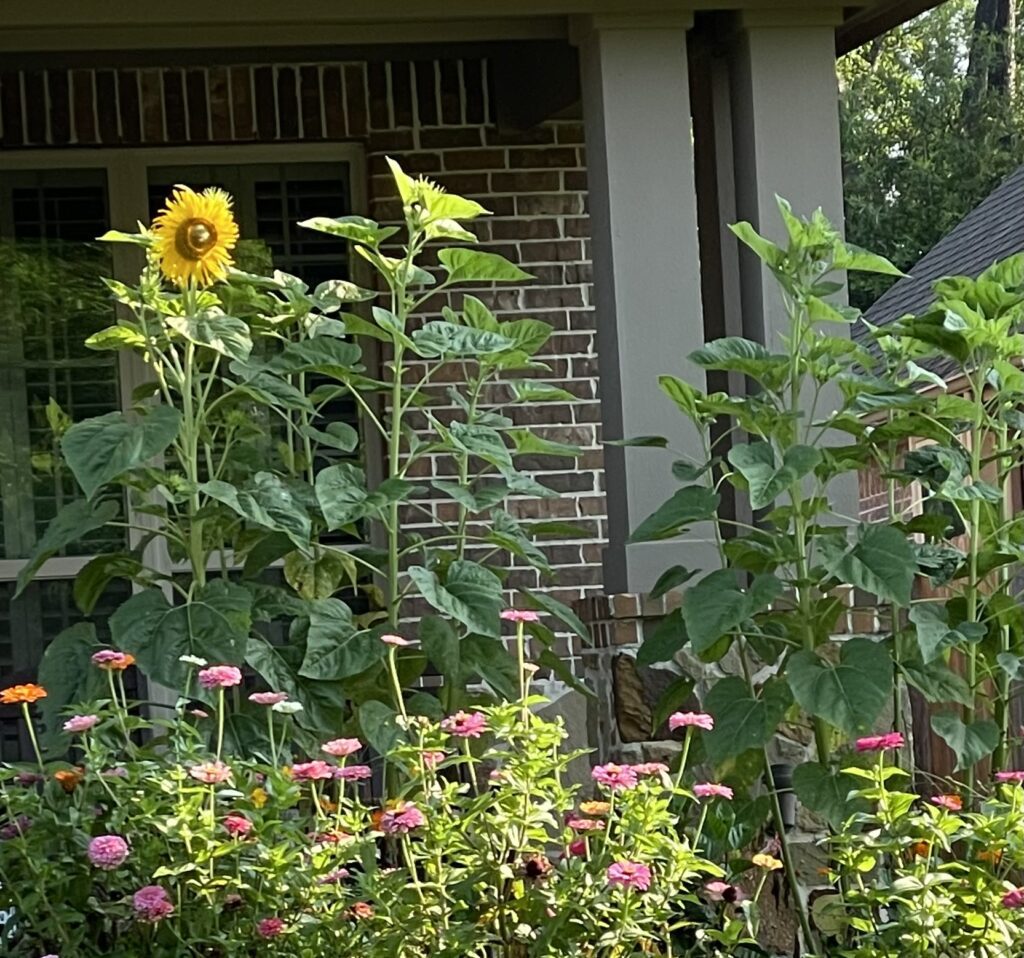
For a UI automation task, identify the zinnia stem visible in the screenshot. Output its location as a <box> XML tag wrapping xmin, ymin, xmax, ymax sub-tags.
<box><xmin>21</xmin><ymin>703</ymin><xmax>44</xmax><ymax>771</ymax></box>
<box><xmin>216</xmin><ymin>688</ymin><xmax>226</xmax><ymax>762</ymax></box>
<box><xmin>673</xmin><ymin>727</ymin><xmax>694</xmax><ymax>791</ymax></box>
<box><xmin>266</xmin><ymin>709</ymin><xmax>277</xmax><ymax>766</ymax></box>
<box><xmin>108</xmin><ymin>670</ymin><xmax>132</xmax><ymax>749</ymax></box>
<box><xmin>387</xmin><ymin>647</ymin><xmax>409</xmax><ymax>725</ymax></box>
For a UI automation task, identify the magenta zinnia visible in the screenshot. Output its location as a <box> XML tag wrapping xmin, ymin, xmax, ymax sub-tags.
<box><xmin>441</xmin><ymin>710</ymin><xmax>487</xmax><ymax>738</ymax></box>
<box><xmin>88</xmin><ymin>834</ymin><xmax>129</xmax><ymax>870</ymax></box>
<box><xmin>133</xmin><ymin>885</ymin><xmax>174</xmax><ymax>922</ymax></box>
<box><xmin>379</xmin><ymin>801</ymin><xmax>426</xmax><ymax>835</ymax></box>
<box><xmin>257</xmin><ymin>916</ymin><xmax>285</xmax><ymax>938</ymax></box>
<box><xmin>606</xmin><ymin>860</ymin><xmax>651</xmax><ymax>891</ymax></box>
<box><xmin>1004</xmin><ymin>888</ymin><xmax>1024</xmax><ymax>909</ymax></box>
<box><xmin>291</xmin><ymin>760</ymin><xmax>335</xmax><ymax>782</ymax></box>
<box><xmin>223</xmin><ymin>813</ymin><xmax>253</xmax><ymax>838</ymax></box>
<box><xmin>249</xmin><ymin>691</ymin><xmax>288</xmax><ymax>706</ymax></box>
<box><xmin>996</xmin><ymin>770</ymin><xmax>1024</xmax><ymax>783</ymax></box>
<box><xmin>855</xmin><ymin>731</ymin><xmax>904</xmax><ymax>752</ymax></box>
<box><xmin>335</xmin><ymin>764</ymin><xmax>372</xmax><ymax>781</ymax></box>
<box><xmin>197</xmin><ymin>665</ymin><xmax>242</xmax><ymax>689</ymax></box>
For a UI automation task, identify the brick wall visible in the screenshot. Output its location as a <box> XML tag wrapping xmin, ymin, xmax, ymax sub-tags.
<box><xmin>0</xmin><ymin>58</ymin><xmax>606</xmax><ymax>639</ymax></box>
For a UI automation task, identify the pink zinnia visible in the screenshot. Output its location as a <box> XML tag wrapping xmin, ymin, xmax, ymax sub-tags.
<box><xmin>705</xmin><ymin>881</ymin><xmax>746</xmax><ymax>903</ymax></box>
<box><xmin>133</xmin><ymin>885</ymin><xmax>174</xmax><ymax>922</ymax></box>
<box><xmin>1004</xmin><ymin>888</ymin><xmax>1024</xmax><ymax>909</ymax></box>
<box><xmin>91</xmin><ymin>649</ymin><xmax>133</xmax><ymax>670</ymax></box>
<box><xmin>188</xmin><ymin>761</ymin><xmax>232</xmax><ymax>785</ymax></box>
<box><xmin>606</xmin><ymin>860</ymin><xmax>652</xmax><ymax>892</ymax></box>
<box><xmin>197</xmin><ymin>665</ymin><xmax>242</xmax><ymax>689</ymax></box>
<box><xmin>381</xmin><ymin>634</ymin><xmax>412</xmax><ymax>646</ymax></box>
<box><xmin>318</xmin><ymin>868</ymin><xmax>351</xmax><ymax>885</ymax></box>
<box><xmin>322</xmin><ymin>738</ymin><xmax>362</xmax><ymax>757</ymax></box>
<box><xmin>668</xmin><ymin>712</ymin><xmax>714</xmax><ymax>732</ymax></box>
<box><xmin>421</xmin><ymin>750</ymin><xmax>446</xmax><ymax>767</ymax></box>
<box><xmin>249</xmin><ymin>691</ymin><xmax>288</xmax><ymax>706</ymax></box>
<box><xmin>291</xmin><ymin>760</ymin><xmax>335</xmax><ymax>782</ymax></box>
<box><xmin>567</xmin><ymin>838</ymin><xmax>588</xmax><ymax>857</ymax></box>
<box><xmin>257</xmin><ymin>917</ymin><xmax>285</xmax><ymax>938</ymax></box>
<box><xmin>632</xmin><ymin>762</ymin><xmax>669</xmax><ymax>777</ymax></box>
<box><xmin>591</xmin><ymin>763</ymin><xmax>638</xmax><ymax>791</ymax></box>
<box><xmin>996</xmin><ymin>770</ymin><xmax>1024</xmax><ymax>783</ymax></box>
<box><xmin>566</xmin><ymin>818</ymin><xmax>603</xmax><ymax>832</ymax></box>
<box><xmin>88</xmin><ymin>834</ymin><xmax>129</xmax><ymax>870</ymax></box>
<box><xmin>224</xmin><ymin>814</ymin><xmax>253</xmax><ymax>838</ymax></box>
<box><xmin>930</xmin><ymin>794</ymin><xmax>963</xmax><ymax>811</ymax></box>
<box><xmin>500</xmin><ymin>609</ymin><xmax>540</xmax><ymax>623</ymax></box>
<box><xmin>335</xmin><ymin>764</ymin><xmax>372</xmax><ymax>781</ymax></box>
<box><xmin>693</xmin><ymin>782</ymin><xmax>734</xmax><ymax>800</ymax></box>
<box><xmin>441</xmin><ymin>710</ymin><xmax>487</xmax><ymax>738</ymax></box>
<box><xmin>855</xmin><ymin>732</ymin><xmax>905</xmax><ymax>752</ymax></box>
<box><xmin>63</xmin><ymin>714</ymin><xmax>100</xmax><ymax>733</ymax></box>
<box><xmin>379</xmin><ymin>801</ymin><xmax>426</xmax><ymax>835</ymax></box>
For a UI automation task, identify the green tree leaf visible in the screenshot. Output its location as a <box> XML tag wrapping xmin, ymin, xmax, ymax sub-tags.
<box><xmin>521</xmin><ymin>589</ymin><xmax>592</xmax><ymax>645</ymax></box>
<box><xmin>15</xmin><ymin>499</ymin><xmax>119</xmax><ymax>597</ymax></box>
<box><xmin>629</xmin><ymin>487</ymin><xmax>720</xmax><ymax>543</ymax></box>
<box><xmin>792</xmin><ymin>762</ymin><xmax>868</xmax><ymax>829</ymax></box>
<box><xmin>818</xmin><ymin>523</ymin><xmax>916</xmax><ymax>606</ymax></box>
<box><xmin>408</xmin><ymin>561</ymin><xmax>503</xmax><ymax>639</ymax></box>
<box><xmin>704</xmin><ymin>676</ymin><xmax>791</xmax><ymax>763</ymax></box>
<box><xmin>283</xmin><ymin>549</ymin><xmax>355</xmax><ymax>600</ymax></box>
<box><xmin>438</xmin><ymin>248</ymin><xmax>532</xmax><ymax>283</ymax></box>
<box><xmin>899</xmin><ymin>656</ymin><xmax>972</xmax><ymax>706</ymax></box>
<box><xmin>110</xmin><ymin>581</ymin><xmax>252</xmax><ymax>689</ymax></box>
<box><xmin>786</xmin><ymin>637</ymin><xmax>892</xmax><ymax>735</ymax></box>
<box><xmin>73</xmin><ymin>553</ymin><xmax>146</xmax><ymax>614</ymax></box>
<box><xmin>61</xmin><ymin>405</ymin><xmax>181</xmax><ymax>499</ymax></box>
<box><xmin>931</xmin><ymin>714</ymin><xmax>999</xmax><ymax>771</ymax></box>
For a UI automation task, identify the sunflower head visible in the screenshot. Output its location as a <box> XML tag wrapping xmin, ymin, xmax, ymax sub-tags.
<box><xmin>152</xmin><ymin>185</ymin><xmax>239</xmax><ymax>288</ymax></box>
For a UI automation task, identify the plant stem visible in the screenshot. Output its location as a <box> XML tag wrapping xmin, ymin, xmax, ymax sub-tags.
<box><xmin>215</xmin><ymin>688</ymin><xmax>226</xmax><ymax>762</ymax></box>
<box><xmin>21</xmin><ymin>703</ymin><xmax>44</xmax><ymax>772</ymax></box>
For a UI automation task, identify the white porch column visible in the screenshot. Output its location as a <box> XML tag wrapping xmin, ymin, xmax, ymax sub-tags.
<box><xmin>728</xmin><ymin>8</ymin><xmax>858</xmax><ymax>518</ymax></box>
<box><xmin>575</xmin><ymin>14</ymin><xmax>718</xmax><ymax>594</ymax></box>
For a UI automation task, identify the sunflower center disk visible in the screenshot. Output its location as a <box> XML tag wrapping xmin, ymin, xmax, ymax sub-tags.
<box><xmin>177</xmin><ymin>219</ymin><xmax>219</xmax><ymax>260</ymax></box>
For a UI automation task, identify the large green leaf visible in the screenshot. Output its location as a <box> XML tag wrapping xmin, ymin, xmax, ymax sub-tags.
<box><xmin>315</xmin><ymin>463</ymin><xmax>370</xmax><ymax>529</ymax></box>
<box><xmin>282</xmin><ymin>549</ymin><xmax>355</xmax><ymax>600</ymax></box>
<box><xmin>202</xmin><ymin>474</ymin><xmax>312</xmax><ymax>551</ymax></box>
<box><xmin>899</xmin><ymin>656</ymin><xmax>972</xmax><ymax>706</ymax></box>
<box><xmin>521</xmin><ymin>589</ymin><xmax>591</xmax><ymax>645</ymax></box>
<box><xmin>411</xmin><ymin>322</ymin><xmax>515</xmax><ymax>358</ymax></box>
<box><xmin>62</xmin><ymin>405</ymin><xmax>181</xmax><ymax>498</ymax></box>
<box><xmin>110</xmin><ymin>581</ymin><xmax>252</xmax><ymax>689</ymax></box>
<box><xmin>408</xmin><ymin>561</ymin><xmax>503</xmax><ymax>639</ymax></box>
<box><xmin>507</xmin><ymin>429</ymin><xmax>583</xmax><ymax>458</ymax></box>
<box><xmin>359</xmin><ymin>699</ymin><xmax>403</xmax><ymax>756</ymax></box>
<box><xmin>636</xmin><ymin>609</ymin><xmax>689</xmax><ymax>666</ymax></box>
<box><xmin>786</xmin><ymin>637</ymin><xmax>892</xmax><ymax>735</ymax></box>
<box><xmin>419</xmin><ymin>616</ymin><xmax>461</xmax><ymax>687</ymax></box>
<box><xmin>74</xmin><ymin>553</ymin><xmax>147</xmax><ymax>614</ymax></box>
<box><xmin>728</xmin><ymin>223</ymin><xmax>785</xmax><ymax>268</ymax></box>
<box><xmin>299</xmin><ymin>600</ymin><xmax>386</xmax><ymax>680</ymax></box>
<box><xmin>271</xmin><ymin>338</ymin><xmax>363</xmax><ymax>378</ymax></box>
<box><xmin>650</xmin><ymin>565</ymin><xmax>699</xmax><ymax>601</ymax></box>
<box><xmin>449</xmin><ymin>422</ymin><xmax>513</xmax><ymax>469</ymax></box>
<box><xmin>682</xmin><ymin>570</ymin><xmax>782</xmax><ymax>655</ymax></box>
<box><xmin>931</xmin><ymin>714</ymin><xmax>999</xmax><ymax>771</ymax></box>
<box><xmin>245</xmin><ymin>637</ymin><xmax>344</xmax><ymax>732</ymax></box>
<box><xmin>165</xmin><ymin>310</ymin><xmax>253</xmax><ymax>362</ymax></box>
<box><xmin>689</xmin><ymin>337</ymin><xmax>788</xmax><ymax>383</ymax></box>
<box><xmin>727</xmin><ymin>442</ymin><xmax>821</xmax><ymax>510</ymax></box>
<box><xmin>15</xmin><ymin>498</ymin><xmax>119</xmax><ymax>597</ymax></box>
<box><xmin>909</xmin><ymin>603</ymin><xmax>986</xmax><ymax>663</ymax></box>
<box><xmin>629</xmin><ymin>487</ymin><xmax>720</xmax><ymax>543</ymax></box>
<box><xmin>37</xmin><ymin>623</ymin><xmax>106</xmax><ymax>748</ymax></box>
<box><xmin>818</xmin><ymin>523</ymin><xmax>916</xmax><ymax>606</ymax></box>
<box><xmin>438</xmin><ymin>248</ymin><xmax>532</xmax><ymax>283</ymax></box>
<box><xmin>460</xmin><ymin>634</ymin><xmax>519</xmax><ymax>700</ymax></box>
<box><xmin>792</xmin><ymin>762</ymin><xmax>867</xmax><ymax>829</ymax></box>
<box><xmin>298</xmin><ymin>215</ymin><xmax>398</xmax><ymax>249</ymax></box>
<box><xmin>704</xmin><ymin>676</ymin><xmax>791</xmax><ymax>763</ymax></box>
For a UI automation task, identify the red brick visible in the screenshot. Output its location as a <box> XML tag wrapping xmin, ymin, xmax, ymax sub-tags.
<box><xmin>490</xmin><ymin>219</ymin><xmax>561</xmax><ymax>241</ymax></box>
<box><xmin>517</xmin><ymin>194</ymin><xmax>583</xmax><ymax>216</ymax></box>
<box><xmin>485</xmin><ymin>126</ymin><xmax>556</xmax><ymax>146</ymax></box>
<box><xmin>463</xmin><ymin>59</ymin><xmax>486</xmax><ymax>123</ymax></box>
<box><xmin>564</xmin><ymin>170</ymin><xmax>588</xmax><ymax>191</ymax></box>
<box><xmin>509</xmin><ymin>147</ymin><xmax>579</xmax><ymax>169</ymax></box>
<box><xmin>442</xmin><ymin>148</ymin><xmax>506</xmax><ymax>172</ymax></box>
<box><xmin>390</xmin><ymin>62</ymin><xmax>413</xmax><ymax>127</ymax></box>
<box><xmin>419</xmin><ymin>127</ymin><xmax>482</xmax><ymax>148</ymax></box>
<box><xmin>438</xmin><ymin>59</ymin><xmax>461</xmax><ymax>124</ymax></box>
<box><xmin>492</xmin><ymin>170</ymin><xmax>561</xmax><ymax>193</ymax></box>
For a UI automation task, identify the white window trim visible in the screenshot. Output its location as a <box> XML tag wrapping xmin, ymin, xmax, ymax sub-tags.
<box><xmin>0</xmin><ymin>143</ymin><xmax>368</xmax><ymax>589</ymax></box>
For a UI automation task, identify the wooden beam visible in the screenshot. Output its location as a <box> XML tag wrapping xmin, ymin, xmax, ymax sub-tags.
<box><xmin>836</xmin><ymin>0</ymin><xmax>945</xmax><ymax>55</ymax></box>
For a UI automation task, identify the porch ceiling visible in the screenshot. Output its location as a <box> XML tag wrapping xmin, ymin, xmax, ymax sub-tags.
<box><xmin>2</xmin><ymin>0</ymin><xmax>945</xmax><ymax>56</ymax></box>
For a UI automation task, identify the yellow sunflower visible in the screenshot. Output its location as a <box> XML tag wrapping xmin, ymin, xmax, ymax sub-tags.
<box><xmin>152</xmin><ymin>185</ymin><xmax>239</xmax><ymax>288</ymax></box>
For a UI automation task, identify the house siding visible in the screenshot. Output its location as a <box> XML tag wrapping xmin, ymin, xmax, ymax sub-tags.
<box><xmin>0</xmin><ymin>57</ymin><xmax>605</xmax><ymax>666</ymax></box>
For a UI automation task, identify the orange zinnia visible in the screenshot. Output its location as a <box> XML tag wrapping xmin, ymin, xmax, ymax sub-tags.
<box><xmin>0</xmin><ymin>684</ymin><xmax>47</xmax><ymax>705</ymax></box>
<box><xmin>979</xmin><ymin>848</ymin><xmax>1004</xmax><ymax>864</ymax></box>
<box><xmin>910</xmin><ymin>841</ymin><xmax>930</xmax><ymax>857</ymax></box>
<box><xmin>54</xmin><ymin>768</ymin><xmax>84</xmax><ymax>792</ymax></box>
<box><xmin>580</xmin><ymin>801</ymin><xmax>611</xmax><ymax>817</ymax></box>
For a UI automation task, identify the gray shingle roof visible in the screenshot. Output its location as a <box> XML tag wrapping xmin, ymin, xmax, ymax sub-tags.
<box><xmin>859</xmin><ymin>163</ymin><xmax>1024</xmax><ymax>339</ymax></box>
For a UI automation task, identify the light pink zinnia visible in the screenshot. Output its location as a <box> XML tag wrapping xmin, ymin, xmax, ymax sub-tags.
<box><xmin>421</xmin><ymin>750</ymin><xmax>446</xmax><ymax>767</ymax></box>
<box><xmin>996</xmin><ymin>770</ymin><xmax>1024</xmax><ymax>783</ymax></box>
<box><xmin>668</xmin><ymin>712</ymin><xmax>714</xmax><ymax>732</ymax></box>
<box><xmin>63</xmin><ymin>715</ymin><xmax>100</xmax><ymax>734</ymax></box>
<box><xmin>257</xmin><ymin>917</ymin><xmax>285</xmax><ymax>938</ymax></box>
<box><xmin>322</xmin><ymin>738</ymin><xmax>362</xmax><ymax>757</ymax></box>
<box><xmin>566</xmin><ymin>818</ymin><xmax>603</xmax><ymax>832</ymax></box>
<box><xmin>188</xmin><ymin>761</ymin><xmax>232</xmax><ymax>785</ymax></box>
<box><xmin>381</xmin><ymin>634</ymin><xmax>412</xmax><ymax>646</ymax></box>
<box><xmin>91</xmin><ymin>649</ymin><xmax>133</xmax><ymax>670</ymax></box>
<box><xmin>88</xmin><ymin>834</ymin><xmax>129</xmax><ymax>870</ymax></box>
<box><xmin>335</xmin><ymin>764</ymin><xmax>372</xmax><ymax>781</ymax></box>
<box><xmin>705</xmin><ymin>881</ymin><xmax>747</xmax><ymax>903</ymax></box>
<box><xmin>591</xmin><ymin>763</ymin><xmax>639</xmax><ymax>791</ymax></box>
<box><xmin>197</xmin><ymin>665</ymin><xmax>242</xmax><ymax>689</ymax></box>
<box><xmin>930</xmin><ymin>794</ymin><xmax>963</xmax><ymax>811</ymax></box>
<box><xmin>441</xmin><ymin>710</ymin><xmax>487</xmax><ymax>738</ymax></box>
<box><xmin>855</xmin><ymin>732</ymin><xmax>904</xmax><ymax>752</ymax></box>
<box><xmin>632</xmin><ymin>762</ymin><xmax>669</xmax><ymax>777</ymax></box>
<box><xmin>379</xmin><ymin>802</ymin><xmax>426</xmax><ymax>835</ymax></box>
<box><xmin>249</xmin><ymin>691</ymin><xmax>288</xmax><ymax>706</ymax></box>
<box><xmin>318</xmin><ymin>868</ymin><xmax>351</xmax><ymax>885</ymax></box>
<box><xmin>133</xmin><ymin>884</ymin><xmax>174</xmax><ymax>922</ymax></box>
<box><xmin>291</xmin><ymin>760</ymin><xmax>335</xmax><ymax>782</ymax></box>
<box><xmin>500</xmin><ymin>609</ymin><xmax>540</xmax><ymax>623</ymax></box>
<box><xmin>693</xmin><ymin>782</ymin><xmax>734</xmax><ymax>800</ymax></box>
<box><xmin>1004</xmin><ymin>888</ymin><xmax>1024</xmax><ymax>909</ymax></box>
<box><xmin>606</xmin><ymin>860</ymin><xmax>651</xmax><ymax>891</ymax></box>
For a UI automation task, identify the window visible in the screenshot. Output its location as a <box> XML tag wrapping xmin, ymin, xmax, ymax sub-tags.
<box><xmin>0</xmin><ymin>148</ymin><xmax>363</xmax><ymax>746</ymax></box>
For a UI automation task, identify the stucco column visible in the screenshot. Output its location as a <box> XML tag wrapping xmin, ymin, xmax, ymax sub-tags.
<box><xmin>728</xmin><ymin>8</ymin><xmax>858</xmax><ymax>518</ymax></box>
<box><xmin>575</xmin><ymin>14</ymin><xmax>718</xmax><ymax>594</ymax></box>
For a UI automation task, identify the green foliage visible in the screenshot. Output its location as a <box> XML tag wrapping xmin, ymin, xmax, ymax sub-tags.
<box><xmin>17</xmin><ymin>158</ymin><xmax>588</xmax><ymax>744</ymax></box>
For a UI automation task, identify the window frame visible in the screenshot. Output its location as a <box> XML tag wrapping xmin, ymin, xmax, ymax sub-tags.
<box><xmin>0</xmin><ymin>143</ymin><xmax>369</xmax><ymax>592</ymax></box>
